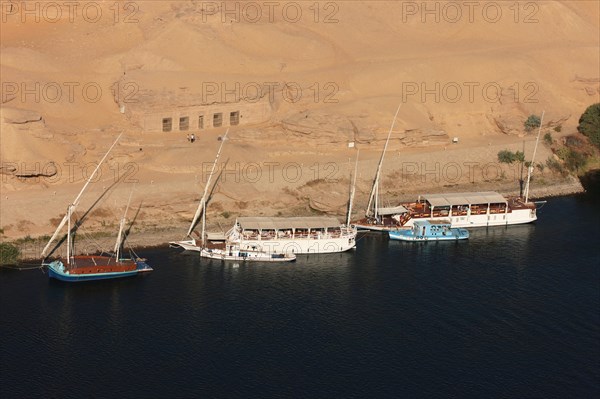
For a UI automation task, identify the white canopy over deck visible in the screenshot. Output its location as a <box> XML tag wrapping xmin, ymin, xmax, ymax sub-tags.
<box><xmin>423</xmin><ymin>192</ymin><xmax>508</xmax><ymax>207</ymax></box>
<box><xmin>206</xmin><ymin>232</ymin><xmax>227</xmax><ymax>240</ymax></box>
<box><xmin>377</xmin><ymin>206</ymin><xmax>408</xmax><ymax>215</ymax></box>
<box><xmin>237</xmin><ymin>217</ymin><xmax>342</xmax><ymax>231</ymax></box>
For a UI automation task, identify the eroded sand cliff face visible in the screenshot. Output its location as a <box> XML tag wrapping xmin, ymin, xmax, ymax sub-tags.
<box><xmin>1</xmin><ymin>1</ymin><xmax>597</xmax><ymax>241</ymax></box>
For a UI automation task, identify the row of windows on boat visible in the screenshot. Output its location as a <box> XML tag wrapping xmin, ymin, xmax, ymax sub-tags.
<box><xmin>414</xmin><ymin>204</ymin><xmax>509</xmax><ymax>214</ymax></box>
<box><xmin>241</xmin><ymin>228</ymin><xmax>343</xmax><ymax>233</ymax></box>
<box><xmin>416</xmin><ymin>204</ymin><xmax>509</xmax><ymax>210</ymax></box>
<box><xmin>162</xmin><ymin>112</ymin><xmax>240</xmax><ymax>132</ymax></box>
<box><xmin>240</xmin><ymin>228</ymin><xmax>346</xmax><ymax>239</ymax></box>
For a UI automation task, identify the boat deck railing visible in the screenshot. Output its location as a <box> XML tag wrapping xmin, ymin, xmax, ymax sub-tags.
<box><xmin>241</xmin><ymin>228</ymin><xmax>356</xmax><ymax>241</ymax></box>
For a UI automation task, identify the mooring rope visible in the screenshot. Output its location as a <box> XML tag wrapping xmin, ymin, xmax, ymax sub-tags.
<box><xmin>1</xmin><ymin>263</ymin><xmax>44</xmax><ymax>271</ymax></box>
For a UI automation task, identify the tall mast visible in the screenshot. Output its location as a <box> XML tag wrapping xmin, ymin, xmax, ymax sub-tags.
<box><xmin>114</xmin><ymin>185</ymin><xmax>135</xmax><ymax>260</ymax></box>
<box><xmin>41</xmin><ymin>133</ymin><xmax>123</xmax><ymax>259</ymax></box>
<box><xmin>187</xmin><ymin>129</ymin><xmax>229</xmax><ymax>238</ymax></box>
<box><xmin>374</xmin><ymin>182</ymin><xmax>379</xmax><ymax>219</ymax></box>
<box><xmin>346</xmin><ymin>150</ymin><xmax>360</xmax><ymax>226</ymax></box>
<box><xmin>365</xmin><ymin>104</ymin><xmax>402</xmax><ymax>217</ymax></box>
<box><xmin>201</xmin><ymin>200</ymin><xmax>207</xmax><ymax>247</ymax></box>
<box><xmin>66</xmin><ymin>205</ymin><xmax>72</xmax><ymax>262</ymax></box>
<box><xmin>524</xmin><ymin>111</ymin><xmax>545</xmax><ymax>203</ymax></box>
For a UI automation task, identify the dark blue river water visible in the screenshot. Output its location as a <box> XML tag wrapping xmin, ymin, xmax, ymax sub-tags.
<box><xmin>1</xmin><ymin>194</ymin><xmax>599</xmax><ymax>398</ymax></box>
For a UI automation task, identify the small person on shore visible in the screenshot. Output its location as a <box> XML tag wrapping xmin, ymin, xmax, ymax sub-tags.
<box><xmin>190</xmin><ymin>133</ymin><xmax>196</xmax><ymax>143</ymax></box>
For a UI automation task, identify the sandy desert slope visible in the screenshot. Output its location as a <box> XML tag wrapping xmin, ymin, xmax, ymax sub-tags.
<box><xmin>0</xmin><ymin>0</ymin><xmax>598</xmax><ymax>243</ymax></box>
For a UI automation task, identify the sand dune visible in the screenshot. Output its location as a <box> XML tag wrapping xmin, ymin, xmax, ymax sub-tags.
<box><xmin>0</xmin><ymin>0</ymin><xmax>598</xmax><ymax>240</ymax></box>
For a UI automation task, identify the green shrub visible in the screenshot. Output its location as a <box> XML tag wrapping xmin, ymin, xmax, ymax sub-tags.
<box><xmin>514</xmin><ymin>150</ymin><xmax>525</xmax><ymax>163</ymax></box>
<box><xmin>556</xmin><ymin>146</ymin><xmax>570</xmax><ymax>161</ymax></box>
<box><xmin>564</xmin><ymin>149</ymin><xmax>588</xmax><ymax>172</ymax></box>
<box><xmin>524</xmin><ymin>114</ymin><xmax>541</xmax><ymax>132</ymax></box>
<box><xmin>553</xmin><ymin>148</ymin><xmax>588</xmax><ymax>173</ymax></box>
<box><xmin>577</xmin><ymin>103</ymin><xmax>600</xmax><ymax>149</ymax></box>
<box><xmin>544</xmin><ymin>132</ymin><xmax>553</xmax><ymax>145</ymax></box>
<box><xmin>498</xmin><ymin>150</ymin><xmax>525</xmax><ymax>164</ymax></box>
<box><xmin>0</xmin><ymin>242</ymin><xmax>20</xmax><ymax>265</ymax></box>
<box><xmin>554</xmin><ymin>125</ymin><xmax>562</xmax><ymax>133</ymax></box>
<box><xmin>498</xmin><ymin>150</ymin><xmax>517</xmax><ymax>164</ymax></box>
<box><xmin>546</xmin><ymin>157</ymin><xmax>566</xmax><ymax>175</ymax></box>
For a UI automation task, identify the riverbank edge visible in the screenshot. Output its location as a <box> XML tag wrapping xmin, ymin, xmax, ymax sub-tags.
<box><xmin>2</xmin><ymin>176</ymin><xmax>586</xmax><ymax>264</ymax></box>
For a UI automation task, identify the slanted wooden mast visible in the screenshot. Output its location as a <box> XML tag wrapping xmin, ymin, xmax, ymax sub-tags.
<box><xmin>365</xmin><ymin>104</ymin><xmax>402</xmax><ymax>219</ymax></box>
<box><xmin>524</xmin><ymin>110</ymin><xmax>545</xmax><ymax>203</ymax></box>
<box><xmin>346</xmin><ymin>149</ymin><xmax>359</xmax><ymax>227</ymax></box>
<box><xmin>41</xmin><ymin>133</ymin><xmax>123</xmax><ymax>262</ymax></box>
<box><xmin>186</xmin><ymin>129</ymin><xmax>229</xmax><ymax>240</ymax></box>
<box><xmin>114</xmin><ymin>185</ymin><xmax>135</xmax><ymax>261</ymax></box>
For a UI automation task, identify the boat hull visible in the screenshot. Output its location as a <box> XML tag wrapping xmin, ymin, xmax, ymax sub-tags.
<box><xmin>172</xmin><ymin>236</ymin><xmax>355</xmax><ymax>255</ymax></box>
<box><xmin>389</xmin><ymin>229</ymin><xmax>469</xmax><ymax>241</ymax></box>
<box><xmin>353</xmin><ymin>223</ymin><xmax>402</xmax><ymax>232</ymax></box>
<box><xmin>234</xmin><ymin>236</ymin><xmax>356</xmax><ymax>254</ymax></box>
<box><xmin>355</xmin><ymin>208</ymin><xmax>536</xmax><ymax>231</ymax></box>
<box><xmin>169</xmin><ymin>235</ymin><xmax>356</xmax><ymax>255</ymax></box>
<box><xmin>200</xmin><ymin>248</ymin><xmax>296</xmax><ymax>262</ymax></box>
<box><xmin>402</xmin><ymin>209</ymin><xmax>536</xmax><ymax>228</ymax></box>
<box><xmin>46</xmin><ymin>259</ymin><xmax>152</xmax><ymax>282</ymax></box>
<box><xmin>352</xmin><ymin>215</ymin><xmax>404</xmax><ymax>232</ymax></box>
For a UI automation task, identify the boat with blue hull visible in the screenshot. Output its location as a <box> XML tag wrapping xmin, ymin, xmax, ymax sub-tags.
<box><xmin>41</xmin><ymin>134</ymin><xmax>153</xmax><ymax>282</ymax></box>
<box><xmin>389</xmin><ymin>219</ymin><xmax>469</xmax><ymax>242</ymax></box>
<box><xmin>47</xmin><ymin>258</ymin><xmax>152</xmax><ymax>282</ymax></box>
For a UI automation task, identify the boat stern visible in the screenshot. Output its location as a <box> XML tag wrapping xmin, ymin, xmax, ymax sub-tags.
<box><xmin>169</xmin><ymin>240</ymin><xmax>200</xmax><ymax>251</ymax></box>
<box><xmin>136</xmin><ymin>259</ymin><xmax>153</xmax><ymax>272</ymax></box>
<box><xmin>46</xmin><ymin>260</ymin><xmax>67</xmax><ymax>280</ymax></box>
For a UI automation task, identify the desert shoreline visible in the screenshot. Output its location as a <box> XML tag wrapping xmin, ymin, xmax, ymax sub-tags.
<box><xmin>8</xmin><ymin>174</ymin><xmax>585</xmax><ymax>263</ymax></box>
<box><xmin>1</xmin><ymin>0</ymin><xmax>598</xmax><ymax>264</ymax></box>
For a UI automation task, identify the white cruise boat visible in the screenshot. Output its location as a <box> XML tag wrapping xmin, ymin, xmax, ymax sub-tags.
<box><xmin>226</xmin><ymin>216</ymin><xmax>357</xmax><ymax>254</ymax></box>
<box><xmin>200</xmin><ymin>244</ymin><xmax>296</xmax><ymax>262</ymax></box>
<box><xmin>353</xmin><ymin>107</ymin><xmax>547</xmax><ymax>231</ymax></box>
<box><xmin>391</xmin><ymin>191</ymin><xmax>538</xmax><ymax>229</ymax></box>
<box><xmin>355</xmin><ymin>192</ymin><xmax>542</xmax><ymax>231</ymax></box>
